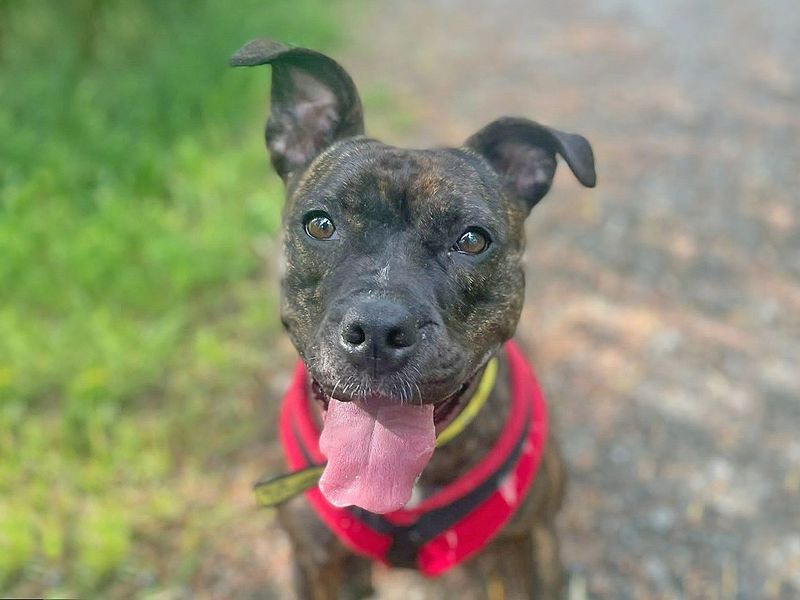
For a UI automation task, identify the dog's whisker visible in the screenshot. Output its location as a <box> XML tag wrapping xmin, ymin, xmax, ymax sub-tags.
<box><xmin>330</xmin><ymin>377</ymin><xmax>342</xmax><ymax>401</ymax></box>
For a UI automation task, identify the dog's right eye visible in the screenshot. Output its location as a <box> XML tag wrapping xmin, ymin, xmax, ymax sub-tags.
<box><xmin>303</xmin><ymin>211</ymin><xmax>337</xmax><ymax>240</ymax></box>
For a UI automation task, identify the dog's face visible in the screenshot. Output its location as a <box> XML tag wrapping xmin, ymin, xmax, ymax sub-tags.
<box><xmin>232</xmin><ymin>39</ymin><xmax>595</xmax><ymax>410</ymax></box>
<box><xmin>282</xmin><ymin>139</ymin><xmax>528</xmax><ymax>405</ymax></box>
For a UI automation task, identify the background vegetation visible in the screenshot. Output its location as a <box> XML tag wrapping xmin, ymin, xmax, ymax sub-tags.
<box><xmin>0</xmin><ymin>1</ymin><xmax>345</xmax><ymax>596</ymax></box>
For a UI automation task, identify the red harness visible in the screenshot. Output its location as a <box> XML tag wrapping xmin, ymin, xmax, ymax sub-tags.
<box><xmin>278</xmin><ymin>341</ymin><xmax>548</xmax><ymax>576</ymax></box>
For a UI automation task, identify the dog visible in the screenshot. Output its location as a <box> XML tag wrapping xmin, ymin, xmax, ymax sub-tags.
<box><xmin>231</xmin><ymin>39</ymin><xmax>596</xmax><ymax>599</ymax></box>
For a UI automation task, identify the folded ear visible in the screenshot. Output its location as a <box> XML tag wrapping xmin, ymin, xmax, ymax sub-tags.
<box><xmin>231</xmin><ymin>39</ymin><xmax>364</xmax><ymax>182</ymax></box>
<box><xmin>465</xmin><ymin>117</ymin><xmax>596</xmax><ymax>210</ymax></box>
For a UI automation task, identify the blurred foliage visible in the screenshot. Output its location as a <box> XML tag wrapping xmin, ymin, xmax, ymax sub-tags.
<box><xmin>0</xmin><ymin>0</ymin><xmax>343</xmax><ymax>595</ymax></box>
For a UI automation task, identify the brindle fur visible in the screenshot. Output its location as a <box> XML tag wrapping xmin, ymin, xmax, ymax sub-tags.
<box><xmin>231</xmin><ymin>39</ymin><xmax>594</xmax><ymax>599</ymax></box>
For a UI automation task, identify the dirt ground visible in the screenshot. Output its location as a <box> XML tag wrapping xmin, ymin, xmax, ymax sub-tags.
<box><xmin>200</xmin><ymin>1</ymin><xmax>799</xmax><ymax>598</ymax></box>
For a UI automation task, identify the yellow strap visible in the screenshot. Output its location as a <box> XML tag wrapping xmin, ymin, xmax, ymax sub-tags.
<box><xmin>254</xmin><ymin>358</ymin><xmax>497</xmax><ymax>507</ymax></box>
<box><xmin>435</xmin><ymin>357</ymin><xmax>497</xmax><ymax>447</ymax></box>
<box><xmin>254</xmin><ymin>465</ymin><xmax>324</xmax><ymax>507</ymax></box>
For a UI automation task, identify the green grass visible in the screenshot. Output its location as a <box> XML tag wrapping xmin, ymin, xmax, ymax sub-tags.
<box><xmin>0</xmin><ymin>0</ymin><xmax>345</xmax><ymax>595</ymax></box>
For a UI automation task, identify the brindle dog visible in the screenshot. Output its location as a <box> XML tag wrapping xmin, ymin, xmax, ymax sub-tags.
<box><xmin>231</xmin><ymin>39</ymin><xmax>595</xmax><ymax>599</ymax></box>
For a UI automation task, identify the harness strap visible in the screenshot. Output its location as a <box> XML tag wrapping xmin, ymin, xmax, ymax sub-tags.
<box><xmin>435</xmin><ymin>357</ymin><xmax>498</xmax><ymax>447</ymax></box>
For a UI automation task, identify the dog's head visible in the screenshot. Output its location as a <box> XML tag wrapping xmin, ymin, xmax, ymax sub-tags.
<box><xmin>233</xmin><ymin>40</ymin><xmax>595</xmax><ymax>410</ymax></box>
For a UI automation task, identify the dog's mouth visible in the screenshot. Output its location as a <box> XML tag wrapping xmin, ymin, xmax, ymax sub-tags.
<box><xmin>310</xmin><ymin>377</ymin><xmax>474</xmax><ymax>430</ymax></box>
<box><xmin>307</xmin><ymin>370</ymin><xmax>482</xmax><ymax>515</ymax></box>
<box><xmin>432</xmin><ymin>379</ymin><xmax>474</xmax><ymax>426</ymax></box>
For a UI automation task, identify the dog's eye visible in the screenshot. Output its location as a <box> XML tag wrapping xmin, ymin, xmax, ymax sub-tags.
<box><xmin>453</xmin><ymin>228</ymin><xmax>490</xmax><ymax>255</ymax></box>
<box><xmin>303</xmin><ymin>211</ymin><xmax>337</xmax><ymax>240</ymax></box>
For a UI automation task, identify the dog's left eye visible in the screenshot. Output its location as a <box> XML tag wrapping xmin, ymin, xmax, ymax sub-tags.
<box><xmin>303</xmin><ymin>211</ymin><xmax>337</xmax><ymax>240</ymax></box>
<box><xmin>452</xmin><ymin>227</ymin><xmax>490</xmax><ymax>255</ymax></box>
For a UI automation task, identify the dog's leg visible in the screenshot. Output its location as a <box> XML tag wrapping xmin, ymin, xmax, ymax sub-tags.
<box><xmin>527</xmin><ymin>436</ymin><xmax>568</xmax><ymax>599</ymax></box>
<box><xmin>291</xmin><ymin>554</ymin><xmax>373</xmax><ymax>600</ymax></box>
<box><xmin>470</xmin><ymin>436</ymin><xmax>567</xmax><ymax>599</ymax></box>
<box><xmin>478</xmin><ymin>534</ymin><xmax>536</xmax><ymax>599</ymax></box>
<box><xmin>339</xmin><ymin>553</ymin><xmax>374</xmax><ymax>600</ymax></box>
<box><xmin>529</xmin><ymin>438</ymin><xmax>568</xmax><ymax>598</ymax></box>
<box><xmin>277</xmin><ymin>498</ymin><xmax>373</xmax><ymax>600</ymax></box>
<box><xmin>472</xmin><ymin>529</ymin><xmax>562</xmax><ymax>600</ymax></box>
<box><xmin>531</xmin><ymin>522</ymin><xmax>563</xmax><ymax>599</ymax></box>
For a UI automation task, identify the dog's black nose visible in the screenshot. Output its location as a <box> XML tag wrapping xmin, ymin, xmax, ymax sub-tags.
<box><xmin>340</xmin><ymin>298</ymin><xmax>418</xmax><ymax>373</ymax></box>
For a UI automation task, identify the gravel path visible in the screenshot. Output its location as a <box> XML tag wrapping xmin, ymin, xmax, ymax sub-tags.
<box><xmin>339</xmin><ymin>1</ymin><xmax>800</xmax><ymax>597</ymax></box>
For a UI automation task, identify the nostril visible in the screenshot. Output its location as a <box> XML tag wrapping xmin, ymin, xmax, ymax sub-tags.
<box><xmin>342</xmin><ymin>322</ymin><xmax>366</xmax><ymax>346</ymax></box>
<box><xmin>387</xmin><ymin>326</ymin><xmax>415</xmax><ymax>349</ymax></box>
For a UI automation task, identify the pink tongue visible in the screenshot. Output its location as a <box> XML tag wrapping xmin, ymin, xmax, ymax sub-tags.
<box><xmin>318</xmin><ymin>398</ymin><xmax>435</xmax><ymax>514</ymax></box>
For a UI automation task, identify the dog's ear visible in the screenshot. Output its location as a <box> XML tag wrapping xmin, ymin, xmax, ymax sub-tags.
<box><xmin>465</xmin><ymin>117</ymin><xmax>596</xmax><ymax>210</ymax></box>
<box><xmin>231</xmin><ymin>39</ymin><xmax>364</xmax><ymax>182</ymax></box>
